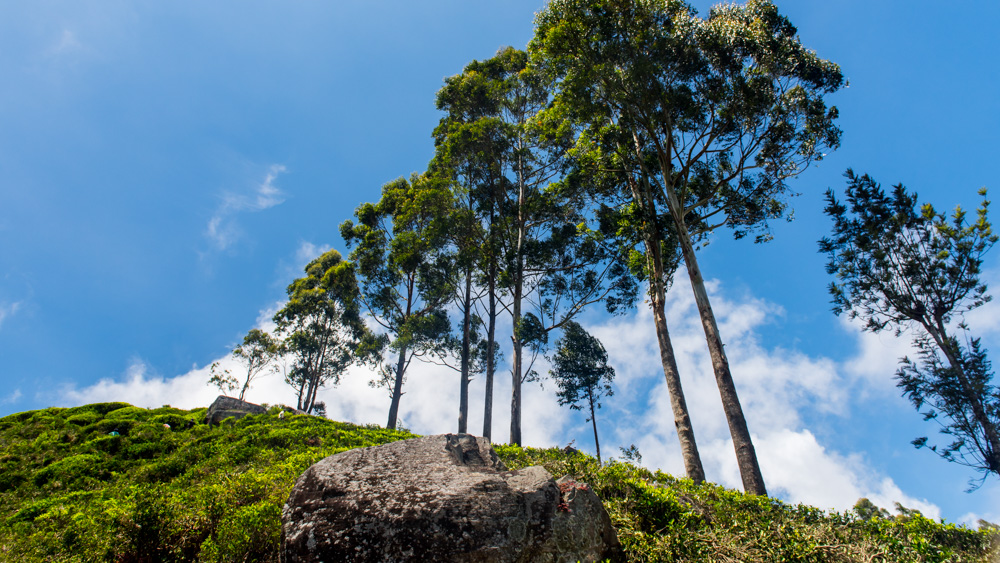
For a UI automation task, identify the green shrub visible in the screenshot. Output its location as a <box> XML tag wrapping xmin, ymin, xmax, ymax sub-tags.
<box><xmin>1</xmin><ymin>403</ymin><xmax>994</xmax><ymax>562</ymax></box>
<box><xmin>66</xmin><ymin>412</ymin><xmax>98</xmax><ymax>427</ymax></box>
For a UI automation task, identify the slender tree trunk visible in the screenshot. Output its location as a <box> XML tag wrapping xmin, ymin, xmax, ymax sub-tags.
<box><xmin>459</xmin><ymin>270</ymin><xmax>473</xmax><ymax>434</ymax></box>
<box><xmin>673</xmin><ymin>212</ymin><xmax>767</xmax><ymax>495</ymax></box>
<box><xmin>296</xmin><ymin>376</ymin><xmax>308</xmax><ymax>411</ymax></box>
<box><xmin>387</xmin><ymin>344</ymin><xmax>408</xmax><ymax>430</ymax></box>
<box><xmin>588</xmin><ymin>388</ymin><xmax>602</xmax><ymax>464</ymax></box>
<box><xmin>624</xmin><ymin>163</ymin><xmax>706</xmax><ymax>483</ymax></box>
<box><xmin>925</xmin><ymin>324</ymin><xmax>1000</xmax><ymax>470</ymax></box>
<box><xmin>510</xmin><ymin>129</ymin><xmax>528</xmax><ymax>447</ymax></box>
<box><xmin>483</xmin><ymin>263</ymin><xmax>498</xmax><ymax>441</ymax></box>
<box><xmin>510</xmin><ymin>277</ymin><xmax>523</xmax><ymax>446</ymax></box>
<box><xmin>649</xmin><ymin>275</ymin><xmax>706</xmax><ymax>483</ymax></box>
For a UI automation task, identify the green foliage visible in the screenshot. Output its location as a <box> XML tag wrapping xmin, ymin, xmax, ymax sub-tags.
<box><xmin>821</xmin><ymin>171</ymin><xmax>1000</xmax><ymax>483</ymax></box>
<box><xmin>0</xmin><ymin>406</ymin><xmax>995</xmax><ymax>561</ymax></box>
<box><xmin>210</xmin><ymin>328</ymin><xmax>285</xmax><ymax>404</ymax></box>
<box><xmin>340</xmin><ymin>173</ymin><xmax>458</xmax><ymax>429</ymax></box>
<box><xmin>549</xmin><ymin>321</ymin><xmax>616</xmax><ymax>462</ymax></box>
<box><xmin>502</xmin><ymin>445</ymin><xmax>998</xmax><ymax>562</ymax></box>
<box><xmin>273</xmin><ymin>248</ymin><xmax>373</xmax><ymax>414</ymax></box>
<box><xmin>0</xmin><ymin>403</ymin><xmax>413</xmax><ymax>562</ymax></box>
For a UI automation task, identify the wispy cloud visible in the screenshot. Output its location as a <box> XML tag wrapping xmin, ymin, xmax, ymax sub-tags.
<box><xmin>0</xmin><ymin>301</ymin><xmax>22</xmax><ymax>330</ymax></box>
<box><xmin>296</xmin><ymin>241</ymin><xmax>331</xmax><ymax>267</ymax></box>
<box><xmin>47</xmin><ymin>29</ymin><xmax>83</xmax><ymax>57</ymax></box>
<box><xmin>2</xmin><ymin>389</ymin><xmax>22</xmax><ymax>405</ymax></box>
<box><xmin>206</xmin><ymin>164</ymin><xmax>287</xmax><ymax>251</ymax></box>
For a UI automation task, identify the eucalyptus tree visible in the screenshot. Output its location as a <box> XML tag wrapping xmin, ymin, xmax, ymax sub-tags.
<box><xmin>532</xmin><ymin>0</ymin><xmax>843</xmax><ymax>495</ymax></box>
<box><xmin>821</xmin><ymin>171</ymin><xmax>1000</xmax><ymax>484</ymax></box>
<box><xmin>340</xmin><ymin>173</ymin><xmax>456</xmax><ymax>430</ymax></box>
<box><xmin>435</xmin><ymin>47</ymin><xmax>635</xmax><ymax>446</ymax></box>
<box><xmin>575</xmin><ymin>140</ymin><xmax>707</xmax><ymax>483</ymax></box>
<box><xmin>432</xmin><ymin>64</ymin><xmax>507</xmax><ymax>436</ymax></box>
<box><xmin>273</xmin><ymin>249</ymin><xmax>370</xmax><ymax>414</ymax></box>
<box><xmin>549</xmin><ymin>321</ymin><xmax>616</xmax><ymax>463</ymax></box>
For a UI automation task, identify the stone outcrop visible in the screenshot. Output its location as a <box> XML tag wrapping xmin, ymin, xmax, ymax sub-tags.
<box><xmin>281</xmin><ymin>433</ymin><xmax>622</xmax><ymax>563</ymax></box>
<box><xmin>204</xmin><ymin>395</ymin><xmax>266</xmax><ymax>426</ymax></box>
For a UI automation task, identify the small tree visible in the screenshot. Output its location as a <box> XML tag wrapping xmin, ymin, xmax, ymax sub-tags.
<box><xmin>274</xmin><ymin>249</ymin><xmax>372</xmax><ymax>414</ymax></box>
<box><xmin>549</xmin><ymin>321</ymin><xmax>616</xmax><ymax>463</ymax></box>
<box><xmin>207</xmin><ymin>329</ymin><xmax>281</xmax><ymax>401</ymax></box>
<box><xmin>820</xmin><ymin>170</ymin><xmax>1000</xmax><ymax>485</ymax></box>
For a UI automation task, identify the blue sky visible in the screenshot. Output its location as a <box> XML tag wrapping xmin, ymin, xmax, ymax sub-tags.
<box><xmin>2</xmin><ymin>1</ymin><xmax>999</xmax><ymax>524</ymax></box>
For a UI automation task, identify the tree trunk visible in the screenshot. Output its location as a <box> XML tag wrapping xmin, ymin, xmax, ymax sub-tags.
<box><xmin>483</xmin><ymin>264</ymin><xmax>498</xmax><ymax>441</ymax></box>
<box><xmin>588</xmin><ymin>388</ymin><xmax>602</xmax><ymax>465</ymax></box>
<box><xmin>510</xmin><ymin>280</ymin><xmax>523</xmax><ymax>445</ymax></box>
<box><xmin>674</xmin><ymin>217</ymin><xmax>767</xmax><ymax>495</ymax></box>
<box><xmin>387</xmin><ymin>344</ymin><xmax>408</xmax><ymax>430</ymax></box>
<box><xmin>296</xmin><ymin>375</ymin><xmax>308</xmax><ymax>412</ymax></box>
<box><xmin>925</xmin><ymin>324</ymin><xmax>1000</xmax><ymax>471</ymax></box>
<box><xmin>458</xmin><ymin>270</ymin><xmax>473</xmax><ymax>434</ymax></box>
<box><xmin>649</xmin><ymin>278</ymin><xmax>706</xmax><ymax>483</ymax></box>
<box><xmin>624</xmin><ymin>163</ymin><xmax>706</xmax><ymax>483</ymax></box>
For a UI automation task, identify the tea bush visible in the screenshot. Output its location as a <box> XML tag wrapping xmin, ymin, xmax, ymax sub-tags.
<box><xmin>0</xmin><ymin>403</ymin><xmax>995</xmax><ymax>562</ymax></box>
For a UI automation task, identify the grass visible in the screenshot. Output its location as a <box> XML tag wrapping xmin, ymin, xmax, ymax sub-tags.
<box><xmin>0</xmin><ymin>403</ymin><xmax>995</xmax><ymax>562</ymax></box>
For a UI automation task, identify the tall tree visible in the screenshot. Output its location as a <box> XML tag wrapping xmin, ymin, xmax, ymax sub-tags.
<box><xmin>207</xmin><ymin>328</ymin><xmax>281</xmax><ymax>402</ymax></box>
<box><xmin>432</xmin><ymin>69</ymin><xmax>505</xmax><ymax>436</ymax></box>
<box><xmin>579</xmin><ymin>135</ymin><xmax>708</xmax><ymax>483</ymax></box>
<box><xmin>274</xmin><ymin>249</ymin><xmax>370</xmax><ymax>414</ymax></box>
<box><xmin>532</xmin><ymin>0</ymin><xmax>843</xmax><ymax>495</ymax></box>
<box><xmin>435</xmin><ymin>47</ymin><xmax>635</xmax><ymax>445</ymax></box>
<box><xmin>340</xmin><ymin>174</ymin><xmax>456</xmax><ymax>430</ymax></box>
<box><xmin>549</xmin><ymin>321</ymin><xmax>616</xmax><ymax>463</ymax></box>
<box><xmin>821</xmin><ymin>170</ymin><xmax>1000</xmax><ymax>484</ymax></box>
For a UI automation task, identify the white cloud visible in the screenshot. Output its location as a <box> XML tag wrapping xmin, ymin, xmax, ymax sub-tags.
<box><xmin>206</xmin><ymin>164</ymin><xmax>287</xmax><ymax>251</ymax></box>
<box><xmin>2</xmin><ymin>389</ymin><xmax>22</xmax><ymax>405</ymax></box>
<box><xmin>958</xmin><ymin>480</ymin><xmax>1000</xmax><ymax>527</ymax></box>
<box><xmin>296</xmin><ymin>241</ymin><xmax>332</xmax><ymax>267</ymax></box>
<box><xmin>0</xmin><ymin>301</ymin><xmax>22</xmax><ymax>330</ymax></box>
<box><xmin>47</xmin><ymin>30</ymin><xmax>83</xmax><ymax>56</ymax></box>
<box><xmin>60</xmin><ymin>270</ymin><xmax>952</xmax><ymax>521</ymax></box>
<box><xmin>583</xmin><ymin>271</ymin><xmax>944</xmax><ymax>519</ymax></box>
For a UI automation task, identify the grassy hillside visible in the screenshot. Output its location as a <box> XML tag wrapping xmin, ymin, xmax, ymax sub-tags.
<box><xmin>0</xmin><ymin>403</ymin><xmax>995</xmax><ymax>562</ymax></box>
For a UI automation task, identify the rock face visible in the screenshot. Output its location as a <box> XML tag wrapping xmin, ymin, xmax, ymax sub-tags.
<box><xmin>204</xmin><ymin>395</ymin><xmax>266</xmax><ymax>426</ymax></box>
<box><xmin>281</xmin><ymin>433</ymin><xmax>622</xmax><ymax>563</ymax></box>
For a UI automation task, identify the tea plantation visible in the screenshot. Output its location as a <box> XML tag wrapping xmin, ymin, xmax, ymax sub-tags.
<box><xmin>0</xmin><ymin>403</ymin><xmax>995</xmax><ymax>562</ymax></box>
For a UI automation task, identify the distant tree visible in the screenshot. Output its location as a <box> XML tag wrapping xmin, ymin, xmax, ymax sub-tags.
<box><xmin>340</xmin><ymin>173</ymin><xmax>456</xmax><ymax>430</ymax></box>
<box><xmin>821</xmin><ymin>170</ymin><xmax>1000</xmax><ymax>485</ymax></box>
<box><xmin>549</xmin><ymin>321</ymin><xmax>616</xmax><ymax>464</ymax></box>
<box><xmin>532</xmin><ymin>0</ymin><xmax>844</xmax><ymax>495</ymax></box>
<box><xmin>207</xmin><ymin>329</ymin><xmax>281</xmax><ymax>401</ymax></box>
<box><xmin>274</xmin><ymin>249</ymin><xmax>372</xmax><ymax>414</ymax></box>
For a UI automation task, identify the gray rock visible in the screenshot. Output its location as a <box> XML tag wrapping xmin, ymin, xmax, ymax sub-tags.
<box><xmin>204</xmin><ymin>395</ymin><xmax>266</xmax><ymax>426</ymax></box>
<box><xmin>281</xmin><ymin>433</ymin><xmax>623</xmax><ymax>563</ymax></box>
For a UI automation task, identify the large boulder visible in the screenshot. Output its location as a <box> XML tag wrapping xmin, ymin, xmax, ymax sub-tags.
<box><xmin>204</xmin><ymin>395</ymin><xmax>266</xmax><ymax>426</ymax></box>
<box><xmin>281</xmin><ymin>433</ymin><xmax>622</xmax><ymax>563</ymax></box>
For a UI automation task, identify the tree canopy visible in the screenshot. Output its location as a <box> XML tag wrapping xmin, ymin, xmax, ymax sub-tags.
<box><xmin>530</xmin><ymin>0</ymin><xmax>844</xmax><ymax>495</ymax></box>
<box><xmin>821</xmin><ymin>171</ymin><xmax>1000</xmax><ymax>485</ymax></box>
<box><xmin>273</xmin><ymin>249</ymin><xmax>372</xmax><ymax>414</ymax></box>
<box><xmin>549</xmin><ymin>321</ymin><xmax>616</xmax><ymax>463</ymax></box>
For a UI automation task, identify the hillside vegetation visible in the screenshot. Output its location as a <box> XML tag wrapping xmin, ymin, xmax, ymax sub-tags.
<box><xmin>0</xmin><ymin>403</ymin><xmax>995</xmax><ymax>562</ymax></box>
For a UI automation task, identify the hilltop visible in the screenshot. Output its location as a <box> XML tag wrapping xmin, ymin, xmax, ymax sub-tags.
<box><xmin>0</xmin><ymin>403</ymin><xmax>995</xmax><ymax>562</ymax></box>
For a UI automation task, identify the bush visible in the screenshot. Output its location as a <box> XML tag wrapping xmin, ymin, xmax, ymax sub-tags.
<box><xmin>0</xmin><ymin>404</ymin><xmax>994</xmax><ymax>562</ymax></box>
